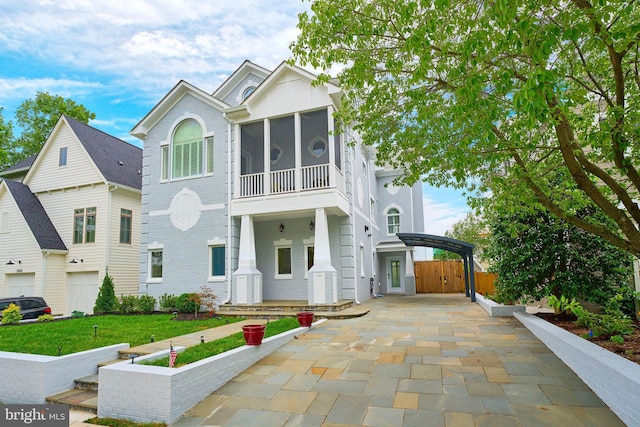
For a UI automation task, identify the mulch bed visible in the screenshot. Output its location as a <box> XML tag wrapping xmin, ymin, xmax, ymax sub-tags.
<box><xmin>534</xmin><ymin>312</ymin><xmax>640</xmax><ymax>365</ymax></box>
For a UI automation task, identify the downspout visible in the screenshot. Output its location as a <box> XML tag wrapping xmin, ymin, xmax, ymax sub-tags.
<box><xmin>40</xmin><ymin>251</ymin><xmax>49</xmax><ymax>298</ymax></box>
<box><xmin>221</xmin><ymin>121</ymin><xmax>233</xmax><ymax>304</ymax></box>
<box><xmin>106</xmin><ymin>185</ymin><xmax>117</xmax><ymax>275</ymax></box>
<box><xmin>348</xmin><ymin>131</ymin><xmax>360</xmax><ymax>305</ymax></box>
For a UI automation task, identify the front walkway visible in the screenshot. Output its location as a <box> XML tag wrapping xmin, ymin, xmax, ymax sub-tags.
<box><xmin>171</xmin><ymin>293</ymin><xmax>624</xmax><ymax>427</ymax></box>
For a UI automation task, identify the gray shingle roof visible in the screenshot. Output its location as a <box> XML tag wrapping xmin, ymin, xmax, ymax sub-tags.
<box><xmin>64</xmin><ymin>115</ymin><xmax>142</xmax><ymax>190</ymax></box>
<box><xmin>0</xmin><ymin>154</ymin><xmax>36</xmax><ymax>177</ymax></box>
<box><xmin>3</xmin><ymin>179</ymin><xmax>67</xmax><ymax>251</ymax></box>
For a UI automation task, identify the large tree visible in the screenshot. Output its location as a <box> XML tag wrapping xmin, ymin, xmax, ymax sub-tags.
<box><xmin>10</xmin><ymin>91</ymin><xmax>95</xmax><ymax>163</ymax></box>
<box><xmin>0</xmin><ymin>108</ymin><xmax>14</xmax><ymax>170</ymax></box>
<box><xmin>434</xmin><ymin>212</ymin><xmax>489</xmax><ymax>262</ymax></box>
<box><xmin>292</xmin><ymin>1</ymin><xmax>640</xmax><ymax>256</ymax></box>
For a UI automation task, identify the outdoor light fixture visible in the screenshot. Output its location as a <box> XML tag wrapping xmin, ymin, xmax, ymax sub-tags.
<box><xmin>279</xmin><ymin>223</ymin><xmax>285</xmax><ymax>232</ymax></box>
<box><xmin>70</xmin><ymin>257</ymin><xmax>83</xmax><ymax>264</ymax></box>
<box><xmin>151</xmin><ymin>335</ymin><xmax>155</xmax><ymax>343</ymax></box>
<box><xmin>6</xmin><ymin>259</ymin><xmax>19</xmax><ymax>265</ymax></box>
<box><xmin>58</xmin><ymin>346</ymin><xmax>62</xmax><ymax>357</ymax></box>
<box><xmin>129</xmin><ymin>353</ymin><xmax>138</xmax><ymax>364</ymax></box>
<box><xmin>201</xmin><ymin>335</ymin><xmax>205</xmax><ymax>344</ymax></box>
<box><xmin>309</xmin><ymin>220</ymin><xmax>315</xmax><ymax>231</ymax></box>
<box><xmin>364</xmin><ymin>225</ymin><xmax>369</xmax><ymax>232</ymax></box>
<box><xmin>93</xmin><ymin>325</ymin><xmax>98</xmax><ymax>338</ymax></box>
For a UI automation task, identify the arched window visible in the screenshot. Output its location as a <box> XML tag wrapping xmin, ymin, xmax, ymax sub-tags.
<box><xmin>387</xmin><ymin>208</ymin><xmax>400</xmax><ymax>235</ymax></box>
<box><xmin>172</xmin><ymin>119</ymin><xmax>203</xmax><ymax>178</ymax></box>
<box><xmin>242</xmin><ymin>86</ymin><xmax>256</xmax><ymax>100</ymax></box>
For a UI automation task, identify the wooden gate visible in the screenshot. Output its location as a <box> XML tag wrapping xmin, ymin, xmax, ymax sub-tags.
<box><xmin>414</xmin><ymin>260</ymin><xmax>465</xmax><ymax>293</ymax></box>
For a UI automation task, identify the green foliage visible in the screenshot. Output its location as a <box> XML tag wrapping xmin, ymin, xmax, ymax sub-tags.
<box><xmin>118</xmin><ymin>295</ymin><xmax>139</xmax><ymax>314</ymax></box>
<box><xmin>86</xmin><ymin>416</ymin><xmax>166</xmax><ymax>426</ymax></box>
<box><xmin>1</xmin><ymin>303</ymin><xmax>22</xmax><ymax>324</ymax></box>
<box><xmin>610</xmin><ymin>335</ymin><xmax>625</xmax><ymax>345</ymax></box>
<box><xmin>137</xmin><ymin>295</ymin><xmax>157</xmax><ymax>314</ymax></box>
<box><xmin>94</xmin><ymin>273</ymin><xmax>118</xmax><ymax>314</ymax></box>
<box><xmin>71</xmin><ymin>310</ymin><xmax>85</xmax><ymax>318</ymax></box>
<box><xmin>439</xmin><ymin>213</ymin><xmax>489</xmax><ymax>263</ymax></box>
<box><xmin>37</xmin><ymin>314</ymin><xmax>54</xmax><ymax>322</ymax></box>
<box><xmin>0</xmin><ymin>107</ymin><xmax>15</xmax><ymax>170</ymax></box>
<box><xmin>0</xmin><ymin>314</ymin><xmax>241</xmax><ymax>356</ymax></box>
<box><xmin>487</xmin><ymin>205</ymin><xmax>632</xmax><ymax>304</ymax></box>
<box><xmin>11</xmin><ymin>91</ymin><xmax>95</xmax><ymax>164</ymax></box>
<box><xmin>175</xmin><ymin>293</ymin><xmax>199</xmax><ymax>314</ymax></box>
<box><xmin>143</xmin><ymin>318</ymin><xmax>300</xmax><ymax>367</ymax></box>
<box><xmin>158</xmin><ymin>293</ymin><xmax>178</xmax><ymax>313</ymax></box>
<box><xmin>574</xmin><ymin>294</ymin><xmax>633</xmax><ymax>337</ymax></box>
<box><xmin>547</xmin><ymin>295</ymin><xmax>581</xmax><ymax>315</ymax></box>
<box><xmin>292</xmin><ymin>0</ymin><xmax>640</xmax><ymax>257</ymax></box>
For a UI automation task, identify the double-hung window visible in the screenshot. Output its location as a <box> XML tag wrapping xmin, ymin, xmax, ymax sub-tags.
<box><xmin>73</xmin><ymin>207</ymin><xmax>97</xmax><ymax>244</ymax></box>
<box><xmin>172</xmin><ymin>119</ymin><xmax>203</xmax><ymax>179</ymax></box>
<box><xmin>120</xmin><ymin>209</ymin><xmax>132</xmax><ymax>244</ymax></box>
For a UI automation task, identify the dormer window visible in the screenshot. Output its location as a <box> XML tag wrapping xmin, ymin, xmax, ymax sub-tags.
<box><xmin>59</xmin><ymin>147</ymin><xmax>68</xmax><ymax>166</ymax></box>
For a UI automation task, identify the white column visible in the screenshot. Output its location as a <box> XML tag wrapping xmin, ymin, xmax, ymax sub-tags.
<box><xmin>233</xmin><ymin>215</ymin><xmax>262</xmax><ymax>304</ymax></box>
<box><xmin>238</xmin><ymin>215</ymin><xmax>256</xmax><ymax>268</ymax></box>
<box><xmin>308</xmin><ymin>208</ymin><xmax>337</xmax><ymax>304</ymax></box>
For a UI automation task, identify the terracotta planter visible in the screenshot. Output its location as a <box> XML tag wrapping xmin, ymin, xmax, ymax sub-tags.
<box><xmin>297</xmin><ymin>311</ymin><xmax>314</xmax><ymax>327</ymax></box>
<box><xmin>242</xmin><ymin>324</ymin><xmax>265</xmax><ymax>345</ymax></box>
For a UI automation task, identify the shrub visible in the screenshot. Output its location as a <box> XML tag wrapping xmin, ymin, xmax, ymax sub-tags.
<box><xmin>137</xmin><ymin>295</ymin><xmax>156</xmax><ymax>314</ymax></box>
<box><xmin>94</xmin><ymin>273</ymin><xmax>118</xmax><ymax>314</ymax></box>
<box><xmin>1</xmin><ymin>303</ymin><xmax>22</xmax><ymax>325</ymax></box>
<box><xmin>175</xmin><ymin>293</ymin><xmax>199</xmax><ymax>314</ymax></box>
<box><xmin>118</xmin><ymin>295</ymin><xmax>138</xmax><ymax>314</ymax></box>
<box><xmin>37</xmin><ymin>314</ymin><xmax>54</xmax><ymax>322</ymax></box>
<box><xmin>574</xmin><ymin>293</ymin><xmax>633</xmax><ymax>337</ymax></box>
<box><xmin>158</xmin><ymin>293</ymin><xmax>178</xmax><ymax>313</ymax></box>
<box><xmin>547</xmin><ymin>295</ymin><xmax>580</xmax><ymax>315</ymax></box>
<box><xmin>198</xmin><ymin>285</ymin><xmax>219</xmax><ymax>316</ymax></box>
<box><xmin>71</xmin><ymin>310</ymin><xmax>85</xmax><ymax>318</ymax></box>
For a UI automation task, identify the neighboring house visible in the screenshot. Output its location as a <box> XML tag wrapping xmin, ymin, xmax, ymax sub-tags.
<box><xmin>131</xmin><ymin>61</ymin><xmax>424</xmax><ymax>306</ymax></box>
<box><xmin>0</xmin><ymin>154</ymin><xmax>36</xmax><ymax>182</ymax></box>
<box><xmin>0</xmin><ymin>115</ymin><xmax>142</xmax><ymax>315</ymax></box>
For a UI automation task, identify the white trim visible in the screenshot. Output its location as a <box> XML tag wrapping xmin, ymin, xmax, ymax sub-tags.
<box><xmin>304</xmin><ymin>238</ymin><xmax>315</xmax><ymax>279</ymax></box>
<box><xmin>274</xmin><ymin>245</ymin><xmax>293</xmax><ymax>280</ymax></box>
<box><xmin>147</xmin><ymin>245</ymin><xmax>164</xmax><ymax>283</ymax></box>
<box><xmin>208</xmin><ymin>243</ymin><xmax>226</xmax><ymax>281</ymax></box>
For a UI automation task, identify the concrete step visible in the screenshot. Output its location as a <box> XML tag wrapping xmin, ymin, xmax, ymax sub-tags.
<box><xmin>46</xmin><ymin>388</ymin><xmax>97</xmax><ymax>413</ymax></box>
<box><xmin>74</xmin><ymin>373</ymin><xmax>99</xmax><ymax>391</ymax></box>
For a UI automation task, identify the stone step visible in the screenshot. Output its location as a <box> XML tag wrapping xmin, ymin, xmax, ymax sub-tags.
<box><xmin>74</xmin><ymin>373</ymin><xmax>99</xmax><ymax>391</ymax></box>
<box><xmin>46</xmin><ymin>388</ymin><xmax>97</xmax><ymax>413</ymax></box>
<box><xmin>218</xmin><ymin>299</ymin><xmax>354</xmax><ymax>313</ymax></box>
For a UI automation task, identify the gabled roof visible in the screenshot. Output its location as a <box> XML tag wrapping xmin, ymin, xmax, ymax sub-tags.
<box><xmin>2</xmin><ymin>179</ymin><xmax>66</xmax><ymax>251</ymax></box>
<box><xmin>64</xmin><ymin>116</ymin><xmax>142</xmax><ymax>190</ymax></box>
<box><xmin>0</xmin><ymin>154</ymin><xmax>36</xmax><ymax>178</ymax></box>
<box><xmin>212</xmin><ymin>60</ymin><xmax>271</xmax><ymax>100</ymax></box>
<box><xmin>130</xmin><ymin>80</ymin><xmax>230</xmax><ymax>139</ymax></box>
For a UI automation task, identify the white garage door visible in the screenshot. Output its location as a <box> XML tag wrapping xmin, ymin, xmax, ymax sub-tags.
<box><xmin>67</xmin><ymin>272</ymin><xmax>100</xmax><ymax>315</ymax></box>
<box><xmin>6</xmin><ymin>273</ymin><xmax>35</xmax><ymax>297</ymax></box>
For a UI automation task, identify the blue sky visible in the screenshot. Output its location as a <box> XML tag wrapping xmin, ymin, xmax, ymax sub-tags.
<box><xmin>0</xmin><ymin>1</ymin><xmax>470</xmax><ymax>241</ymax></box>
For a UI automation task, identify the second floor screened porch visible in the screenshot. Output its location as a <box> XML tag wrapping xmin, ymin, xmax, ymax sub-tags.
<box><xmin>235</xmin><ymin>107</ymin><xmax>345</xmax><ymax>198</ymax></box>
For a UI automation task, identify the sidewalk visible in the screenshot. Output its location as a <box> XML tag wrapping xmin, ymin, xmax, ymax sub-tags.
<box><xmin>169</xmin><ymin>294</ymin><xmax>625</xmax><ymax>427</ymax></box>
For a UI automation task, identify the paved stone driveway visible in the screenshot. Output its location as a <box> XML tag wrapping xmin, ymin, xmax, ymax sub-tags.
<box><xmin>171</xmin><ymin>294</ymin><xmax>625</xmax><ymax>427</ymax></box>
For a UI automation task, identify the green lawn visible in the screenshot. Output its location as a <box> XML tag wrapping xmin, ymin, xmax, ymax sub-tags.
<box><xmin>143</xmin><ymin>317</ymin><xmax>301</xmax><ymax>367</ymax></box>
<box><xmin>0</xmin><ymin>314</ymin><xmax>242</xmax><ymax>356</ymax></box>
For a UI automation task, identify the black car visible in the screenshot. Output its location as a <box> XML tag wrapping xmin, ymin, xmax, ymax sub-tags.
<box><xmin>0</xmin><ymin>296</ymin><xmax>52</xmax><ymax>320</ymax></box>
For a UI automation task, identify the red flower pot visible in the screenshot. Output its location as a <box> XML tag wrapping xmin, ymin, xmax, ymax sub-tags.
<box><xmin>297</xmin><ymin>311</ymin><xmax>314</xmax><ymax>327</ymax></box>
<box><xmin>242</xmin><ymin>324</ymin><xmax>266</xmax><ymax>345</ymax></box>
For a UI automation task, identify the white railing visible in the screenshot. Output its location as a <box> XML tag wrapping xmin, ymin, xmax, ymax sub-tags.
<box><xmin>240</xmin><ymin>172</ymin><xmax>263</xmax><ymax>197</ymax></box>
<box><xmin>302</xmin><ymin>164</ymin><xmax>330</xmax><ymax>190</ymax></box>
<box><xmin>270</xmin><ymin>169</ymin><xmax>295</xmax><ymax>194</ymax></box>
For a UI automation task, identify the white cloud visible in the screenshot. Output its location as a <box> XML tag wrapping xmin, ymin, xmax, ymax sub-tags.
<box><xmin>422</xmin><ymin>188</ymin><xmax>470</xmax><ymax>236</ymax></box>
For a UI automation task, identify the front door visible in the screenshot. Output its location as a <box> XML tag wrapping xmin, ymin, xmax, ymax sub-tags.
<box><xmin>387</xmin><ymin>258</ymin><xmax>403</xmax><ymax>293</ymax></box>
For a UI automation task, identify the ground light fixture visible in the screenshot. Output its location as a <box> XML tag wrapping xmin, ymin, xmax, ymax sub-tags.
<box><xmin>93</xmin><ymin>325</ymin><xmax>98</xmax><ymax>338</ymax></box>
